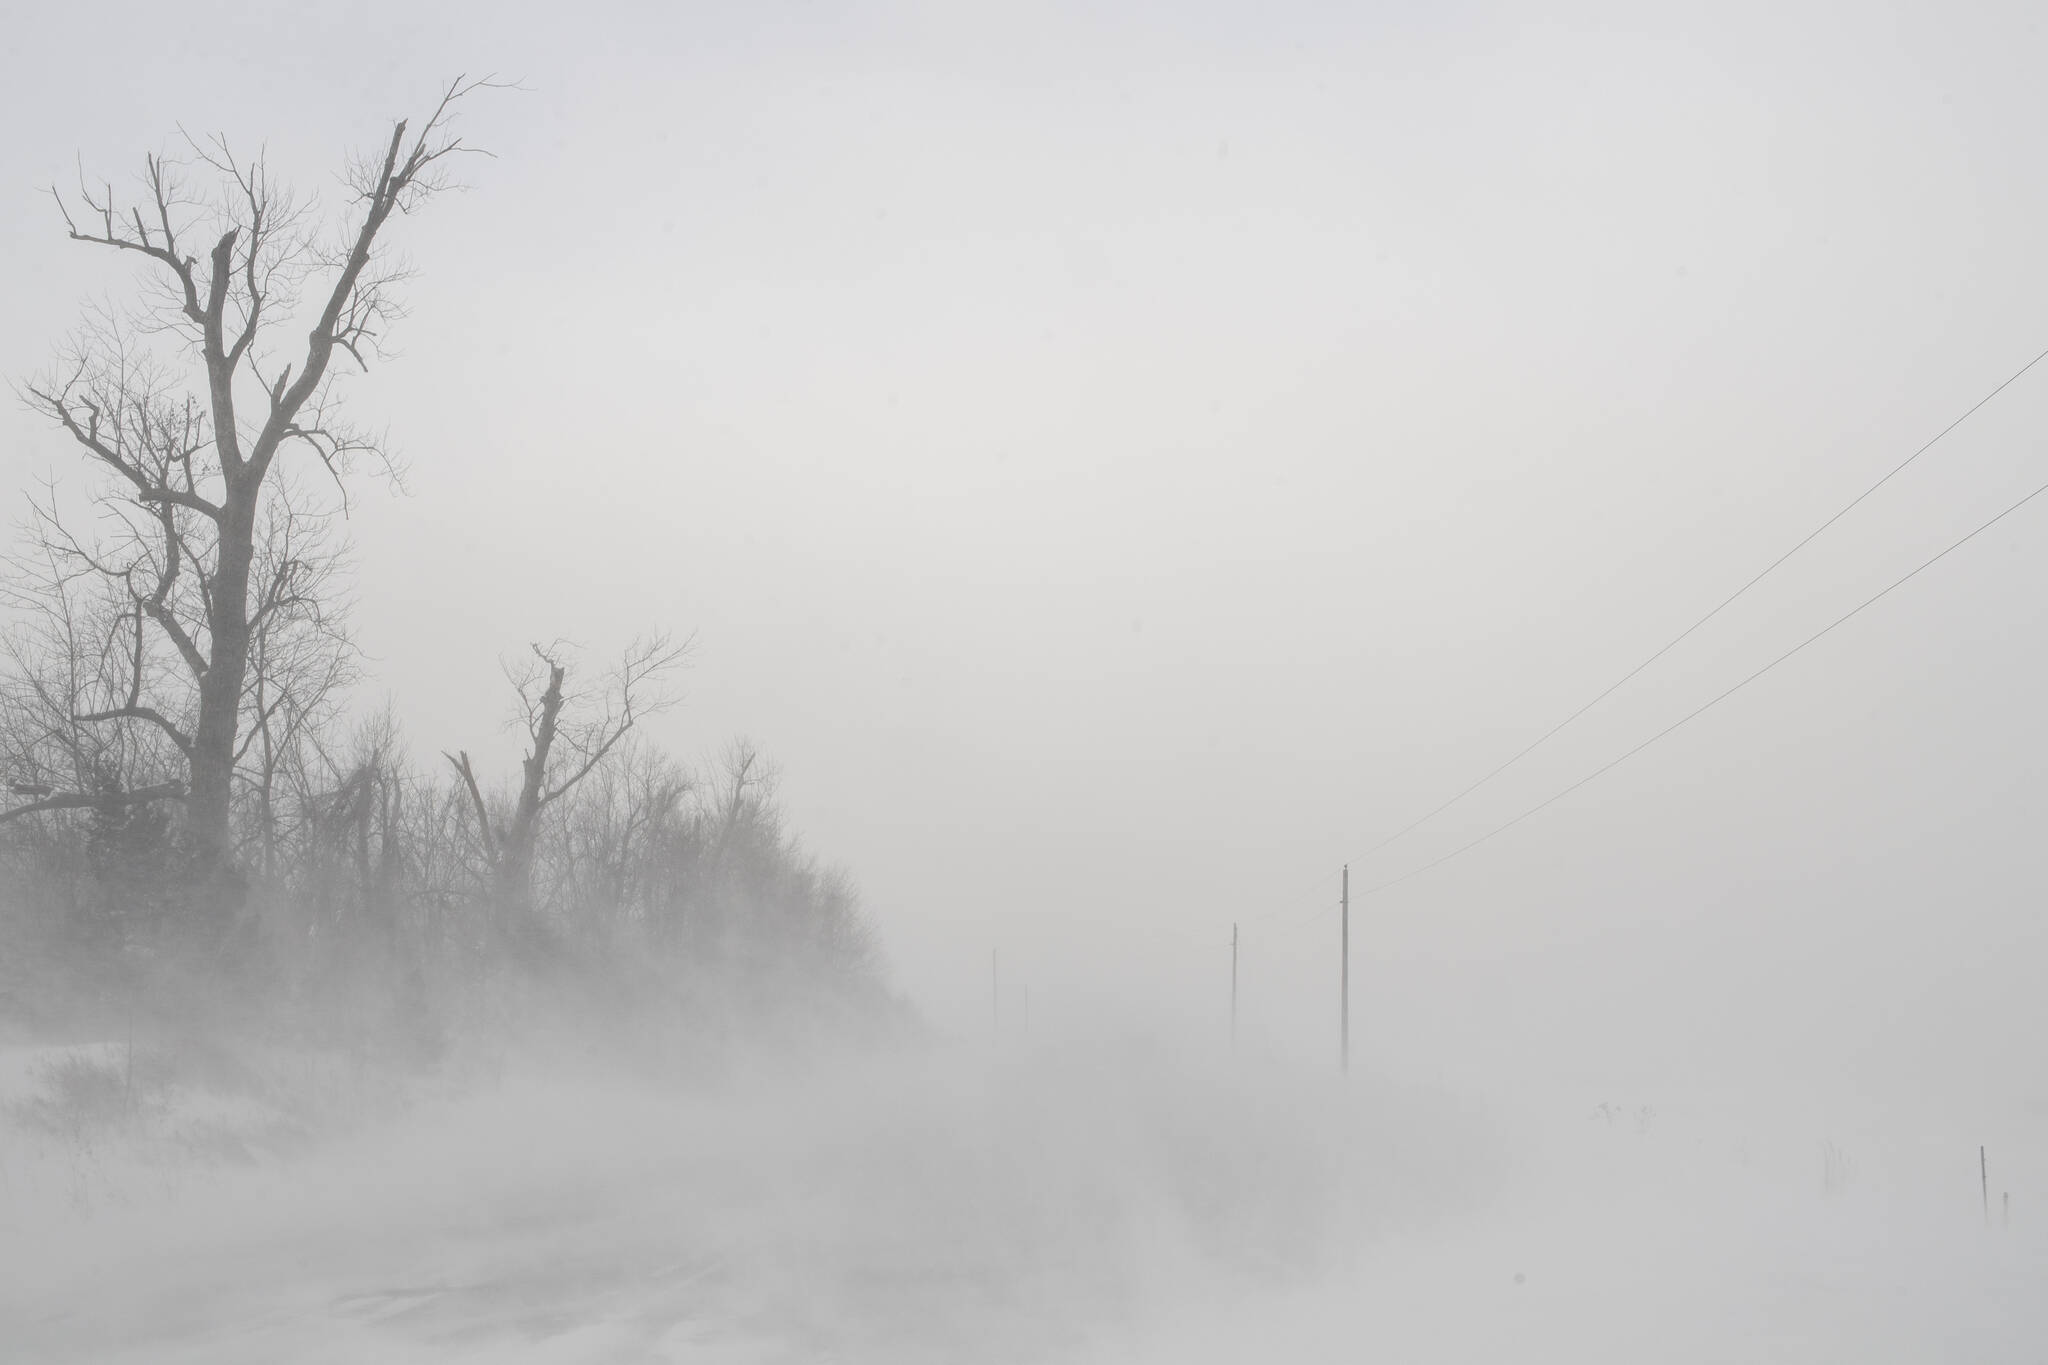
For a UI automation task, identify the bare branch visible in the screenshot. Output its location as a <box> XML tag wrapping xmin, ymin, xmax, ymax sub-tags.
<box><xmin>540</xmin><ymin>633</ymin><xmax>691</xmax><ymax>806</ymax></box>
<box><xmin>0</xmin><ymin>779</ymin><xmax>186</xmax><ymax>826</ymax></box>
<box><xmin>74</xmin><ymin>703</ymin><xmax>193</xmax><ymax>755</ymax></box>
<box><xmin>51</xmin><ymin>156</ymin><xmax>205</xmax><ymax>325</ymax></box>
<box><xmin>443</xmin><ymin>748</ymin><xmax>496</xmax><ymax>860</ymax></box>
<box><xmin>26</xmin><ymin>378</ymin><xmax>224</xmax><ymax>522</ymax></box>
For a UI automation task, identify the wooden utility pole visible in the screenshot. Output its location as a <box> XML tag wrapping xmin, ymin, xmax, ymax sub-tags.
<box><xmin>1340</xmin><ymin>864</ymin><xmax>1351</xmax><ymax>1074</ymax></box>
<box><xmin>1231</xmin><ymin>922</ymin><xmax>1239</xmax><ymax>1047</ymax></box>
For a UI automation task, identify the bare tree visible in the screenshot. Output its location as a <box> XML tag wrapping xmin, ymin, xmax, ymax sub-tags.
<box><xmin>236</xmin><ymin>484</ymin><xmax>359</xmax><ymax>876</ymax></box>
<box><xmin>19</xmin><ymin>78</ymin><xmax>494</xmax><ymax>879</ymax></box>
<box><xmin>446</xmin><ymin>634</ymin><xmax>688</xmax><ymax>948</ymax></box>
<box><xmin>0</xmin><ymin>510</ymin><xmax>189</xmax><ymax>827</ymax></box>
<box><xmin>2</xmin><ymin>473</ymin><xmax>355</xmax><ymax>879</ymax></box>
<box><xmin>556</xmin><ymin>739</ymin><xmax>691</xmax><ymax>944</ymax></box>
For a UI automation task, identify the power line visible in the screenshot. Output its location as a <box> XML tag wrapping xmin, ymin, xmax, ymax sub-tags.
<box><xmin>1214</xmin><ymin>348</ymin><xmax>2048</xmax><ymax>963</ymax></box>
<box><xmin>1344</xmin><ymin>469</ymin><xmax>2048</xmax><ymax>907</ymax></box>
<box><xmin>1353</xmin><ymin>344</ymin><xmax>2048</xmax><ymax>863</ymax></box>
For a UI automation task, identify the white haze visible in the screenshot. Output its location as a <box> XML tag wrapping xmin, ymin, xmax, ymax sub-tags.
<box><xmin>5</xmin><ymin>1034</ymin><xmax>2045</xmax><ymax>1361</ymax></box>
<box><xmin>6</xmin><ymin>0</ymin><xmax>2048</xmax><ymax>1359</ymax></box>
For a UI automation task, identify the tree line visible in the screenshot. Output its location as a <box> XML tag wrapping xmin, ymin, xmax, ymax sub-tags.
<box><xmin>0</xmin><ymin>80</ymin><xmax>889</xmax><ymax>1051</ymax></box>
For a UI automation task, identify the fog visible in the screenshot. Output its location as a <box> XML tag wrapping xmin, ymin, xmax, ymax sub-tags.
<box><xmin>4</xmin><ymin>1</ymin><xmax>2048</xmax><ymax>1359</ymax></box>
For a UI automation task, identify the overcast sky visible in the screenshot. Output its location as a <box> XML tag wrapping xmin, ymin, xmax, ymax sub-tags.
<box><xmin>5</xmin><ymin>0</ymin><xmax>2048</xmax><ymax>1113</ymax></box>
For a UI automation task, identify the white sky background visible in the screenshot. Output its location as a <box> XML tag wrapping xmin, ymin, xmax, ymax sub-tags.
<box><xmin>4</xmin><ymin>0</ymin><xmax>2048</xmax><ymax>1114</ymax></box>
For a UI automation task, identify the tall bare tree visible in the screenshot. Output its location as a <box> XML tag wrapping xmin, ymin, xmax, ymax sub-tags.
<box><xmin>446</xmin><ymin>635</ymin><xmax>688</xmax><ymax>948</ymax></box>
<box><xmin>21</xmin><ymin>78</ymin><xmax>493</xmax><ymax>877</ymax></box>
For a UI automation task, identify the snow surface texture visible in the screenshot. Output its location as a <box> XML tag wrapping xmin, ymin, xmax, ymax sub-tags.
<box><xmin>2</xmin><ymin>1037</ymin><xmax>2042</xmax><ymax>1363</ymax></box>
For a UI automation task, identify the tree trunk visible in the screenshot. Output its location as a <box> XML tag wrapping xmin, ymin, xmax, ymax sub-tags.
<box><xmin>184</xmin><ymin>494</ymin><xmax>257</xmax><ymax>856</ymax></box>
<box><xmin>495</xmin><ymin>660</ymin><xmax>565</xmax><ymax>950</ymax></box>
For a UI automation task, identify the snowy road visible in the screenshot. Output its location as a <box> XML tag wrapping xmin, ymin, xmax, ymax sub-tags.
<box><xmin>5</xmin><ymin>1047</ymin><xmax>2045</xmax><ymax>1363</ymax></box>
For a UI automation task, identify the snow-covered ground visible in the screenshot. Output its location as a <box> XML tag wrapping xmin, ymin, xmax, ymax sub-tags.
<box><xmin>1088</xmin><ymin>1098</ymin><xmax>2048</xmax><ymax>1364</ymax></box>
<box><xmin>2</xmin><ymin>1036</ymin><xmax>2043</xmax><ymax>1363</ymax></box>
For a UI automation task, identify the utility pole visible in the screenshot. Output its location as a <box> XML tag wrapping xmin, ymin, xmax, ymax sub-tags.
<box><xmin>1231</xmin><ymin>921</ymin><xmax>1239</xmax><ymax>1048</ymax></box>
<box><xmin>1340</xmin><ymin>864</ymin><xmax>1351</xmax><ymax>1074</ymax></box>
